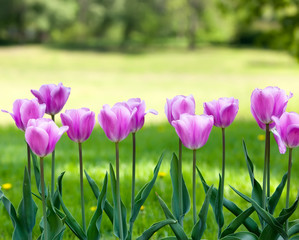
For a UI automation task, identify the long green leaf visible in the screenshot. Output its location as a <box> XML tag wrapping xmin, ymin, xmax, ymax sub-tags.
<box><xmin>170</xmin><ymin>153</ymin><xmax>190</xmax><ymax>223</ymax></box>
<box><xmin>45</xmin><ymin>196</ymin><xmax>66</xmax><ymax>240</ymax></box>
<box><xmin>230</xmin><ymin>186</ymin><xmax>287</xmax><ymax>239</ymax></box>
<box><xmin>87</xmin><ymin>172</ymin><xmax>108</xmax><ymax>240</ymax></box>
<box><xmin>156</xmin><ymin>194</ymin><xmax>188</xmax><ymax>240</ymax></box>
<box><xmin>53</xmin><ymin>172</ymin><xmax>65</xmax><ymax>209</ymax></box>
<box><xmin>130</xmin><ymin>153</ymin><xmax>163</xmax><ymax>224</ymax></box>
<box><xmin>136</xmin><ymin>219</ymin><xmax>177</xmax><ymax>240</ymax></box>
<box><xmin>18</xmin><ymin>167</ymin><xmax>38</xmax><ymax>234</ymax></box>
<box><xmin>268</xmin><ymin>173</ymin><xmax>287</xmax><ymax>215</ymax></box>
<box><xmin>85</xmin><ymin>169</ymin><xmax>113</xmax><ymax>223</ymax></box>
<box><xmin>57</xmin><ymin>183</ymin><xmax>86</xmax><ymax>240</ymax></box>
<box><xmin>289</xmin><ymin>223</ymin><xmax>299</xmax><ymax>237</ymax></box>
<box><xmin>290</xmin><ymin>236</ymin><xmax>299</xmax><ymax>240</ymax></box>
<box><xmin>221</xmin><ymin>232</ymin><xmax>258</xmax><ymax>240</ymax></box>
<box><xmin>191</xmin><ymin>185</ymin><xmax>213</xmax><ymax>240</ymax></box>
<box><xmin>197</xmin><ymin>167</ymin><xmax>260</xmax><ymax>236</ymax></box>
<box><xmin>0</xmin><ymin>188</ymin><xmax>28</xmax><ymax>240</ymax></box>
<box><xmin>110</xmin><ymin>163</ymin><xmax>127</xmax><ymax>240</ymax></box>
<box><xmin>215</xmin><ymin>174</ymin><xmax>224</xmax><ymax>231</ymax></box>
<box><xmin>221</xmin><ymin>206</ymin><xmax>255</xmax><ymax>238</ymax></box>
<box><xmin>31</xmin><ymin>150</ymin><xmax>47</xmax><ymax>198</ymax></box>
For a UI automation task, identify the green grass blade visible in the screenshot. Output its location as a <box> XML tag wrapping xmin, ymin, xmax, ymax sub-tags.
<box><xmin>191</xmin><ymin>185</ymin><xmax>213</xmax><ymax>240</ymax></box>
<box><xmin>268</xmin><ymin>173</ymin><xmax>287</xmax><ymax>215</ymax></box>
<box><xmin>87</xmin><ymin>172</ymin><xmax>108</xmax><ymax>240</ymax></box>
<box><xmin>130</xmin><ymin>153</ymin><xmax>163</xmax><ymax>224</ymax></box>
<box><xmin>170</xmin><ymin>153</ymin><xmax>190</xmax><ymax>223</ymax></box>
<box><xmin>156</xmin><ymin>194</ymin><xmax>188</xmax><ymax>240</ymax></box>
<box><xmin>136</xmin><ymin>219</ymin><xmax>177</xmax><ymax>240</ymax></box>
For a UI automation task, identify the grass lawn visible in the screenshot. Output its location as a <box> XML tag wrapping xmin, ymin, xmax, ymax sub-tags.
<box><xmin>0</xmin><ymin>45</ymin><xmax>299</xmax><ymax>239</ymax></box>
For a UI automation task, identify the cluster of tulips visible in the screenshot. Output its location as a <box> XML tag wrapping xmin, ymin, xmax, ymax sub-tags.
<box><xmin>0</xmin><ymin>83</ymin><xmax>299</xmax><ymax>240</ymax></box>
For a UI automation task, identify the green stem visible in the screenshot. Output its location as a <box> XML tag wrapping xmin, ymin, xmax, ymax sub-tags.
<box><xmin>193</xmin><ymin>149</ymin><xmax>197</xmax><ymax>225</ymax></box>
<box><xmin>286</xmin><ymin>148</ymin><xmax>293</xmax><ymax>232</ymax></box>
<box><xmin>266</xmin><ymin>125</ymin><xmax>270</xmax><ymax>198</ymax></box>
<box><xmin>262</xmin><ymin>124</ymin><xmax>269</xmax><ymax>228</ymax></box>
<box><xmin>27</xmin><ymin>143</ymin><xmax>31</xmax><ymax>179</ymax></box>
<box><xmin>178</xmin><ymin>138</ymin><xmax>183</xmax><ymax>226</ymax></box>
<box><xmin>116</xmin><ymin>142</ymin><xmax>124</xmax><ymax>240</ymax></box>
<box><xmin>78</xmin><ymin>142</ymin><xmax>86</xmax><ymax>233</ymax></box>
<box><xmin>51</xmin><ymin>114</ymin><xmax>55</xmax><ymax>197</ymax></box>
<box><xmin>129</xmin><ymin>132</ymin><xmax>136</xmax><ymax>236</ymax></box>
<box><xmin>40</xmin><ymin>157</ymin><xmax>47</xmax><ymax>239</ymax></box>
<box><xmin>219</xmin><ymin>127</ymin><xmax>225</xmax><ymax>236</ymax></box>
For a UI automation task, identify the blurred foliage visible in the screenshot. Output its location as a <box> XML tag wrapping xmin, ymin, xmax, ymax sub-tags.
<box><xmin>1</xmin><ymin>0</ymin><xmax>299</xmax><ymax>54</ymax></box>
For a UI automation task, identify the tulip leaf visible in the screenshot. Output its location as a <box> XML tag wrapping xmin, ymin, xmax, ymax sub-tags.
<box><xmin>156</xmin><ymin>193</ymin><xmax>189</xmax><ymax>240</ymax></box>
<box><xmin>268</xmin><ymin>173</ymin><xmax>287</xmax><ymax>215</ymax></box>
<box><xmin>191</xmin><ymin>185</ymin><xmax>213</xmax><ymax>240</ymax></box>
<box><xmin>289</xmin><ymin>223</ymin><xmax>299</xmax><ymax>237</ymax></box>
<box><xmin>57</xmin><ymin>179</ymin><xmax>87</xmax><ymax>240</ymax></box>
<box><xmin>42</xmin><ymin>196</ymin><xmax>66</xmax><ymax>240</ymax></box>
<box><xmin>87</xmin><ymin>172</ymin><xmax>108</xmax><ymax>240</ymax></box>
<box><xmin>84</xmin><ymin>169</ymin><xmax>114</xmax><ymax>223</ymax></box>
<box><xmin>136</xmin><ymin>219</ymin><xmax>177</xmax><ymax>240</ymax></box>
<box><xmin>220</xmin><ymin>232</ymin><xmax>258</xmax><ymax>240</ymax></box>
<box><xmin>130</xmin><ymin>153</ymin><xmax>164</xmax><ymax>225</ymax></box>
<box><xmin>170</xmin><ymin>153</ymin><xmax>190</xmax><ymax>223</ymax></box>
<box><xmin>159</xmin><ymin>237</ymin><xmax>181</xmax><ymax>240</ymax></box>
<box><xmin>52</xmin><ymin>172</ymin><xmax>65</xmax><ymax>209</ymax></box>
<box><xmin>109</xmin><ymin>163</ymin><xmax>128</xmax><ymax>240</ymax></box>
<box><xmin>31</xmin><ymin>150</ymin><xmax>48</xmax><ymax>198</ymax></box>
<box><xmin>220</xmin><ymin>206</ymin><xmax>255</xmax><ymax>238</ymax></box>
<box><xmin>290</xmin><ymin>236</ymin><xmax>299</xmax><ymax>240</ymax></box>
<box><xmin>197</xmin><ymin>167</ymin><xmax>260</xmax><ymax>236</ymax></box>
<box><xmin>215</xmin><ymin>174</ymin><xmax>224</xmax><ymax>233</ymax></box>
<box><xmin>18</xmin><ymin>167</ymin><xmax>38</xmax><ymax>235</ymax></box>
<box><xmin>230</xmin><ymin>186</ymin><xmax>287</xmax><ymax>239</ymax></box>
<box><xmin>259</xmin><ymin>194</ymin><xmax>299</xmax><ymax>240</ymax></box>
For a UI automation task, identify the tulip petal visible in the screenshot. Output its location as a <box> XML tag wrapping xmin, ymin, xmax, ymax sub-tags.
<box><xmin>20</xmin><ymin>99</ymin><xmax>44</xmax><ymax>129</ymax></box>
<box><xmin>50</xmin><ymin>83</ymin><xmax>71</xmax><ymax>114</ymax></box>
<box><xmin>219</xmin><ymin>103</ymin><xmax>238</xmax><ymax>128</ymax></box>
<box><xmin>286</xmin><ymin>124</ymin><xmax>299</xmax><ymax>149</ymax></box>
<box><xmin>31</xmin><ymin>89</ymin><xmax>45</xmax><ymax>104</ymax></box>
<box><xmin>79</xmin><ymin>111</ymin><xmax>95</xmax><ymax>142</ymax></box>
<box><xmin>61</xmin><ymin>112</ymin><xmax>75</xmax><ymax>141</ymax></box>
<box><xmin>272</xmin><ymin>129</ymin><xmax>287</xmax><ymax>154</ymax></box>
<box><xmin>25</xmin><ymin>127</ymin><xmax>49</xmax><ymax>157</ymax></box>
<box><xmin>98</xmin><ymin>105</ymin><xmax>119</xmax><ymax>142</ymax></box>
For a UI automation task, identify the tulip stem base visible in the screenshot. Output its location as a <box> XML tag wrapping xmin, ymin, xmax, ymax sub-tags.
<box><xmin>27</xmin><ymin>143</ymin><xmax>31</xmax><ymax>179</ymax></box>
<box><xmin>130</xmin><ymin>133</ymin><xmax>136</xmax><ymax>236</ymax></box>
<box><xmin>178</xmin><ymin>138</ymin><xmax>183</xmax><ymax>226</ymax></box>
<box><xmin>116</xmin><ymin>142</ymin><xmax>124</xmax><ymax>240</ymax></box>
<box><xmin>193</xmin><ymin>149</ymin><xmax>197</xmax><ymax>225</ymax></box>
<box><xmin>51</xmin><ymin>114</ymin><xmax>55</xmax><ymax>197</ymax></box>
<box><xmin>286</xmin><ymin>148</ymin><xmax>293</xmax><ymax>232</ymax></box>
<box><xmin>40</xmin><ymin>157</ymin><xmax>47</xmax><ymax>239</ymax></box>
<box><xmin>78</xmin><ymin>142</ymin><xmax>86</xmax><ymax>233</ymax></box>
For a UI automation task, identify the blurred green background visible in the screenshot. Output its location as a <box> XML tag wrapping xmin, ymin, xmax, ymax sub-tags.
<box><xmin>1</xmin><ymin>0</ymin><xmax>299</xmax><ymax>239</ymax></box>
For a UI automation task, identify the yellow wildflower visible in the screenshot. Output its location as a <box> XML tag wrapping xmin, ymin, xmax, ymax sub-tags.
<box><xmin>258</xmin><ymin>134</ymin><xmax>265</xmax><ymax>141</ymax></box>
<box><xmin>90</xmin><ymin>206</ymin><xmax>97</xmax><ymax>212</ymax></box>
<box><xmin>140</xmin><ymin>205</ymin><xmax>145</xmax><ymax>211</ymax></box>
<box><xmin>2</xmin><ymin>183</ymin><xmax>12</xmax><ymax>190</ymax></box>
<box><xmin>158</xmin><ymin>172</ymin><xmax>167</xmax><ymax>178</ymax></box>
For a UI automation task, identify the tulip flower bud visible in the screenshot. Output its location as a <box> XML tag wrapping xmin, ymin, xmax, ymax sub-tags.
<box><xmin>61</xmin><ymin>108</ymin><xmax>95</xmax><ymax>143</ymax></box>
<box><xmin>165</xmin><ymin>95</ymin><xmax>195</xmax><ymax>126</ymax></box>
<box><xmin>251</xmin><ymin>86</ymin><xmax>292</xmax><ymax>130</ymax></box>
<box><xmin>203</xmin><ymin>97</ymin><xmax>239</xmax><ymax>128</ymax></box>
<box><xmin>272</xmin><ymin>112</ymin><xmax>299</xmax><ymax>154</ymax></box>
<box><xmin>2</xmin><ymin>98</ymin><xmax>46</xmax><ymax>131</ymax></box>
<box><xmin>25</xmin><ymin>118</ymin><xmax>68</xmax><ymax>157</ymax></box>
<box><xmin>31</xmin><ymin>82</ymin><xmax>71</xmax><ymax>116</ymax></box>
<box><xmin>172</xmin><ymin>113</ymin><xmax>214</xmax><ymax>150</ymax></box>
<box><xmin>98</xmin><ymin>103</ymin><xmax>133</xmax><ymax>142</ymax></box>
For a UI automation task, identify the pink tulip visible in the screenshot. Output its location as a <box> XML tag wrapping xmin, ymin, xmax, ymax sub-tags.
<box><xmin>172</xmin><ymin>114</ymin><xmax>214</xmax><ymax>150</ymax></box>
<box><xmin>165</xmin><ymin>95</ymin><xmax>195</xmax><ymax>125</ymax></box>
<box><xmin>203</xmin><ymin>97</ymin><xmax>239</xmax><ymax>128</ymax></box>
<box><xmin>2</xmin><ymin>98</ymin><xmax>46</xmax><ymax>131</ymax></box>
<box><xmin>272</xmin><ymin>112</ymin><xmax>299</xmax><ymax>154</ymax></box>
<box><xmin>126</xmin><ymin>98</ymin><xmax>158</xmax><ymax>133</ymax></box>
<box><xmin>31</xmin><ymin>82</ymin><xmax>71</xmax><ymax>116</ymax></box>
<box><xmin>61</xmin><ymin>108</ymin><xmax>95</xmax><ymax>143</ymax></box>
<box><xmin>25</xmin><ymin>118</ymin><xmax>68</xmax><ymax>157</ymax></box>
<box><xmin>98</xmin><ymin>103</ymin><xmax>133</xmax><ymax>142</ymax></box>
<box><xmin>251</xmin><ymin>86</ymin><xmax>292</xmax><ymax>130</ymax></box>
